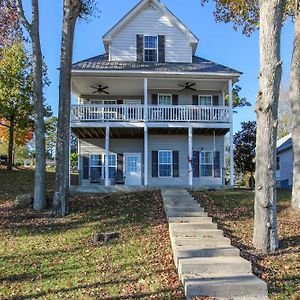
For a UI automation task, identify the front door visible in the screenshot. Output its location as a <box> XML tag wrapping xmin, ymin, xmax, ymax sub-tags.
<box><xmin>124</xmin><ymin>153</ymin><xmax>142</xmax><ymax>186</ymax></box>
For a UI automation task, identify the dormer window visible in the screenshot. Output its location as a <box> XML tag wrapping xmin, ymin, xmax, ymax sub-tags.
<box><xmin>144</xmin><ymin>36</ymin><xmax>158</xmax><ymax>62</ymax></box>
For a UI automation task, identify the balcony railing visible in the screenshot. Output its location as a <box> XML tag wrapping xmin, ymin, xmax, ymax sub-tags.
<box><xmin>71</xmin><ymin>104</ymin><xmax>230</xmax><ymax>123</ymax></box>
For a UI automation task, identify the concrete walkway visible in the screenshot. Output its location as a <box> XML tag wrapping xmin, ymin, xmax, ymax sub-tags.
<box><xmin>161</xmin><ymin>188</ymin><xmax>268</xmax><ymax>300</ymax></box>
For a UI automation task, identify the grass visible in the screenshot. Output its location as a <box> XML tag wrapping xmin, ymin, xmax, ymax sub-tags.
<box><xmin>0</xmin><ymin>167</ymin><xmax>184</xmax><ymax>299</ymax></box>
<box><xmin>192</xmin><ymin>189</ymin><xmax>300</xmax><ymax>300</ymax></box>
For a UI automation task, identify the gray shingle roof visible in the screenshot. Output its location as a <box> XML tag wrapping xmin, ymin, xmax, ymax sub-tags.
<box><xmin>72</xmin><ymin>54</ymin><xmax>241</xmax><ymax>74</ymax></box>
<box><xmin>277</xmin><ymin>134</ymin><xmax>292</xmax><ymax>154</ymax></box>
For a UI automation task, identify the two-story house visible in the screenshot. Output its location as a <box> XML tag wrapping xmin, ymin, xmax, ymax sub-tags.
<box><xmin>71</xmin><ymin>0</ymin><xmax>240</xmax><ymax>188</ymax></box>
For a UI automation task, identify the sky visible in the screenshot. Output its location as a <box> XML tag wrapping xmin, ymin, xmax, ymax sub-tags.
<box><xmin>23</xmin><ymin>0</ymin><xmax>294</xmax><ymax>133</ymax></box>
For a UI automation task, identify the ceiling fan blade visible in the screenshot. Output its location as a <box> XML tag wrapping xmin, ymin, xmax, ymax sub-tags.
<box><xmin>93</xmin><ymin>90</ymin><xmax>98</xmax><ymax>94</ymax></box>
<box><xmin>178</xmin><ymin>84</ymin><xmax>185</xmax><ymax>87</ymax></box>
<box><xmin>189</xmin><ymin>87</ymin><xmax>197</xmax><ymax>91</ymax></box>
<box><xmin>90</xmin><ymin>86</ymin><xmax>98</xmax><ymax>89</ymax></box>
<box><xmin>103</xmin><ymin>90</ymin><xmax>110</xmax><ymax>95</ymax></box>
<box><xmin>179</xmin><ymin>88</ymin><xmax>185</xmax><ymax>92</ymax></box>
<box><xmin>102</xmin><ymin>86</ymin><xmax>109</xmax><ymax>90</ymax></box>
<box><xmin>188</xmin><ymin>83</ymin><xmax>196</xmax><ymax>87</ymax></box>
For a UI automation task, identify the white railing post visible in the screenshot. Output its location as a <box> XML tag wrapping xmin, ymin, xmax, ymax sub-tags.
<box><xmin>229</xmin><ymin>79</ymin><xmax>234</xmax><ymax>187</ymax></box>
<box><xmin>188</xmin><ymin>126</ymin><xmax>193</xmax><ymax>187</ymax></box>
<box><xmin>144</xmin><ymin>126</ymin><xmax>148</xmax><ymax>186</ymax></box>
<box><xmin>105</xmin><ymin>126</ymin><xmax>110</xmax><ymax>187</ymax></box>
<box><xmin>144</xmin><ymin>78</ymin><xmax>148</xmax><ymax>122</ymax></box>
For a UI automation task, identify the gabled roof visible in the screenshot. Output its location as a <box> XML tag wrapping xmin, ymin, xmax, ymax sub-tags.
<box><xmin>277</xmin><ymin>133</ymin><xmax>292</xmax><ymax>154</ymax></box>
<box><xmin>102</xmin><ymin>0</ymin><xmax>199</xmax><ymax>54</ymax></box>
<box><xmin>72</xmin><ymin>54</ymin><xmax>241</xmax><ymax>75</ymax></box>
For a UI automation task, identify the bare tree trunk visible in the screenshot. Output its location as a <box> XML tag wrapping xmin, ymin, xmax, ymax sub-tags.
<box><xmin>53</xmin><ymin>0</ymin><xmax>79</xmax><ymax>217</ymax></box>
<box><xmin>15</xmin><ymin>0</ymin><xmax>46</xmax><ymax>210</ymax></box>
<box><xmin>7</xmin><ymin>115</ymin><xmax>14</xmax><ymax>171</ymax></box>
<box><xmin>290</xmin><ymin>2</ymin><xmax>300</xmax><ymax>210</ymax></box>
<box><xmin>253</xmin><ymin>0</ymin><xmax>286</xmax><ymax>253</ymax></box>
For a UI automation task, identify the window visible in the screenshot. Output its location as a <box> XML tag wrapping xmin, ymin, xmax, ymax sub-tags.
<box><xmin>199</xmin><ymin>95</ymin><xmax>212</xmax><ymax>106</ymax></box>
<box><xmin>276</xmin><ymin>156</ymin><xmax>280</xmax><ymax>170</ymax></box>
<box><xmin>89</xmin><ymin>100</ymin><xmax>117</xmax><ymax>104</ymax></box>
<box><xmin>159</xmin><ymin>150</ymin><xmax>172</xmax><ymax>177</ymax></box>
<box><xmin>144</xmin><ymin>36</ymin><xmax>158</xmax><ymax>62</ymax></box>
<box><xmin>90</xmin><ymin>154</ymin><xmax>117</xmax><ymax>182</ymax></box>
<box><xmin>158</xmin><ymin>94</ymin><xmax>172</xmax><ymax>105</ymax></box>
<box><xmin>200</xmin><ymin>151</ymin><xmax>213</xmax><ymax>177</ymax></box>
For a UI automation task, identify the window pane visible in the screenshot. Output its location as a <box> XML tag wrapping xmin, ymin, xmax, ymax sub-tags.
<box><xmin>90</xmin><ymin>167</ymin><xmax>102</xmax><ymax>182</ymax></box>
<box><xmin>159</xmin><ymin>151</ymin><xmax>171</xmax><ymax>164</ymax></box>
<box><xmin>127</xmin><ymin>156</ymin><xmax>138</xmax><ymax>172</ymax></box>
<box><xmin>90</xmin><ymin>155</ymin><xmax>101</xmax><ymax>166</ymax></box>
<box><xmin>144</xmin><ymin>36</ymin><xmax>157</xmax><ymax>48</ymax></box>
<box><xmin>159</xmin><ymin>95</ymin><xmax>172</xmax><ymax>105</ymax></box>
<box><xmin>159</xmin><ymin>164</ymin><xmax>171</xmax><ymax>177</ymax></box>
<box><xmin>200</xmin><ymin>152</ymin><xmax>212</xmax><ymax>164</ymax></box>
<box><xmin>201</xmin><ymin>165</ymin><xmax>213</xmax><ymax>177</ymax></box>
<box><xmin>108</xmin><ymin>154</ymin><xmax>116</xmax><ymax>167</ymax></box>
<box><xmin>199</xmin><ymin>96</ymin><xmax>212</xmax><ymax>106</ymax></box>
<box><xmin>144</xmin><ymin>49</ymin><xmax>157</xmax><ymax>62</ymax></box>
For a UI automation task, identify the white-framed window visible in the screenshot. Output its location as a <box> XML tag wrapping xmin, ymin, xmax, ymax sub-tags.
<box><xmin>89</xmin><ymin>154</ymin><xmax>117</xmax><ymax>182</ymax></box>
<box><xmin>200</xmin><ymin>151</ymin><xmax>213</xmax><ymax>177</ymax></box>
<box><xmin>89</xmin><ymin>100</ymin><xmax>117</xmax><ymax>105</ymax></box>
<box><xmin>199</xmin><ymin>95</ymin><xmax>212</xmax><ymax>106</ymax></box>
<box><xmin>158</xmin><ymin>94</ymin><xmax>172</xmax><ymax>105</ymax></box>
<box><xmin>144</xmin><ymin>35</ymin><xmax>158</xmax><ymax>62</ymax></box>
<box><xmin>158</xmin><ymin>150</ymin><xmax>172</xmax><ymax>177</ymax></box>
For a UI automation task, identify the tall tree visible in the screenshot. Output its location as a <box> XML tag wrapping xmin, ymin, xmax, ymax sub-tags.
<box><xmin>0</xmin><ymin>42</ymin><xmax>34</xmax><ymax>171</ymax></box>
<box><xmin>15</xmin><ymin>0</ymin><xmax>47</xmax><ymax>210</ymax></box>
<box><xmin>53</xmin><ymin>0</ymin><xmax>96</xmax><ymax>217</ymax></box>
<box><xmin>290</xmin><ymin>0</ymin><xmax>300</xmax><ymax>210</ymax></box>
<box><xmin>234</xmin><ymin>121</ymin><xmax>256</xmax><ymax>186</ymax></box>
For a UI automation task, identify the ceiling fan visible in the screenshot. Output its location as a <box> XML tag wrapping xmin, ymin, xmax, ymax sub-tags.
<box><xmin>178</xmin><ymin>82</ymin><xmax>196</xmax><ymax>92</ymax></box>
<box><xmin>90</xmin><ymin>84</ymin><xmax>110</xmax><ymax>95</ymax></box>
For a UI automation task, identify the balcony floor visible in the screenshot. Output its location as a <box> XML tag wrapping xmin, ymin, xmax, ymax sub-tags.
<box><xmin>72</xmin><ymin>127</ymin><xmax>229</xmax><ymax>139</ymax></box>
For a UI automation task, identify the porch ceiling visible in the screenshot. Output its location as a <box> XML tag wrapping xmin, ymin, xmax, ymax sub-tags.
<box><xmin>72</xmin><ymin>127</ymin><xmax>229</xmax><ymax>139</ymax></box>
<box><xmin>72</xmin><ymin>76</ymin><xmax>229</xmax><ymax>98</ymax></box>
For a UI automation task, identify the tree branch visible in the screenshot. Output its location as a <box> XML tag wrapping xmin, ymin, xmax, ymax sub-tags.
<box><xmin>15</xmin><ymin>0</ymin><xmax>32</xmax><ymax>33</ymax></box>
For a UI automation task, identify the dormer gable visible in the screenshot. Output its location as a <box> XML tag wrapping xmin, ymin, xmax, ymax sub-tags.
<box><xmin>102</xmin><ymin>0</ymin><xmax>199</xmax><ymax>63</ymax></box>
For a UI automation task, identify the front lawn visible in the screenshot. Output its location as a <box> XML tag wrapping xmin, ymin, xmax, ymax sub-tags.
<box><xmin>0</xmin><ymin>168</ymin><xmax>184</xmax><ymax>299</ymax></box>
<box><xmin>192</xmin><ymin>189</ymin><xmax>300</xmax><ymax>300</ymax></box>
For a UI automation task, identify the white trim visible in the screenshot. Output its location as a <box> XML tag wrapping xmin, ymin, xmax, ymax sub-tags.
<box><xmin>143</xmin><ymin>35</ymin><xmax>158</xmax><ymax>63</ymax></box>
<box><xmin>228</xmin><ymin>79</ymin><xmax>234</xmax><ymax>187</ymax></box>
<box><xmin>188</xmin><ymin>127</ymin><xmax>193</xmax><ymax>186</ymax></box>
<box><xmin>123</xmin><ymin>153</ymin><xmax>142</xmax><ymax>185</ymax></box>
<box><xmin>158</xmin><ymin>150</ymin><xmax>173</xmax><ymax>178</ymax></box>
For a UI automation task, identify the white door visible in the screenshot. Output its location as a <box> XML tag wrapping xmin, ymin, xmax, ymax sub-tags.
<box><xmin>124</xmin><ymin>153</ymin><xmax>142</xmax><ymax>186</ymax></box>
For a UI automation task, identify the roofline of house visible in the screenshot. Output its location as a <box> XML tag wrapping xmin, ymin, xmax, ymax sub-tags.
<box><xmin>277</xmin><ymin>144</ymin><xmax>293</xmax><ymax>154</ymax></box>
<box><xmin>102</xmin><ymin>0</ymin><xmax>199</xmax><ymax>54</ymax></box>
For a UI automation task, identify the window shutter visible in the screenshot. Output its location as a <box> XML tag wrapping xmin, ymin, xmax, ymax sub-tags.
<box><xmin>116</xmin><ymin>154</ymin><xmax>124</xmax><ymax>181</ymax></box>
<box><xmin>214</xmin><ymin>151</ymin><xmax>221</xmax><ymax>178</ymax></box>
<box><xmin>172</xmin><ymin>94</ymin><xmax>178</xmax><ymax>105</ymax></box>
<box><xmin>192</xmin><ymin>95</ymin><xmax>199</xmax><ymax>105</ymax></box>
<box><xmin>83</xmin><ymin>155</ymin><xmax>89</xmax><ymax>180</ymax></box>
<box><xmin>173</xmin><ymin>151</ymin><xmax>179</xmax><ymax>177</ymax></box>
<box><xmin>152</xmin><ymin>94</ymin><xmax>158</xmax><ymax>105</ymax></box>
<box><xmin>152</xmin><ymin>151</ymin><xmax>158</xmax><ymax>177</ymax></box>
<box><xmin>136</xmin><ymin>34</ymin><xmax>144</xmax><ymax>63</ymax></box>
<box><xmin>117</xmin><ymin>100</ymin><xmax>123</xmax><ymax>105</ymax></box>
<box><xmin>158</xmin><ymin>35</ymin><xmax>165</xmax><ymax>63</ymax></box>
<box><xmin>193</xmin><ymin>151</ymin><xmax>200</xmax><ymax>178</ymax></box>
<box><xmin>213</xmin><ymin>95</ymin><xmax>219</xmax><ymax>106</ymax></box>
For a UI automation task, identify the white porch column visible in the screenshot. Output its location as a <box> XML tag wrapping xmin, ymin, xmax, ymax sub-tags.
<box><xmin>229</xmin><ymin>79</ymin><xmax>234</xmax><ymax>187</ymax></box>
<box><xmin>105</xmin><ymin>126</ymin><xmax>110</xmax><ymax>187</ymax></box>
<box><xmin>144</xmin><ymin>78</ymin><xmax>148</xmax><ymax>121</ymax></box>
<box><xmin>188</xmin><ymin>127</ymin><xmax>193</xmax><ymax>186</ymax></box>
<box><xmin>144</xmin><ymin>126</ymin><xmax>148</xmax><ymax>186</ymax></box>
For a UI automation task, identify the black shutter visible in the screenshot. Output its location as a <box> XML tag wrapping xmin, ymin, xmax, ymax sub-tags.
<box><xmin>83</xmin><ymin>155</ymin><xmax>89</xmax><ymax>180</ymax></box>
<box><xmin>192</xmin><ymin>95</ymin><xmax>199</xmax><ymax>105</ymax></box>
<box><xmin>158</xmin><ymin>35</ymin><xmax>165</xmax><ymax>63</ymax></box>
<box><xmin>193</xmin><ymin>151</ymin><xmax>200</xmax><ymax>178</ymax></box>
<box><xmin>152</xmin><ymin>151</ymin><xmax>158</xmax><ymax>177</ymax></box>
<box><xmin>116</xmin><ymin>154</ymin><xmax>123</xmax><ymax>181</ymax></box>
<box><xmin>136</xmin><ymin>34</ymin><xmax>144</xmax><ymax>63</ymax></box>
<box><xmin>117</xmin><ymin>100</ymin><xmax>123</xmax><ymax>105</ymax></box>
<box><xmin>173</xmin><ymin>151</ymin><xmax>179</xmax><ymax>178</ymax></box>
<box><xmin>213</xmin><ymin>95</ymin><xmax>219</xmax><ymax>106</ymax></box>
<box><xmin>152</xmin><ymin>94</ymin><xmax>158</xmax><ymax>105</ymax></box>
<box><xmin>214</xmin><ymin>151</ymin><xmax>221</xmax><ymax>178</ymax></box>
<box><xmin>172</xmin><ymin>94</ymin><xmax>178</xmax><ymax>105</ymax></box>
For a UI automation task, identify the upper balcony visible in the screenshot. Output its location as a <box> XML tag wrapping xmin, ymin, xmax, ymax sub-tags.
<box><xmin>71</xmin><ymin>104</ymin><xmax>230</xmax><ymax>123</ymax></box>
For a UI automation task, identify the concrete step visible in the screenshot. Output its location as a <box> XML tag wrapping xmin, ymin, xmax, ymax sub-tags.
<box><xmin>172</xmin><ymin>237</ymin><xmax>231</xmax><ymax>248</ymax></box>
<box><xmin>165</xmin><ymin>202</ymin><xmax>201</xmax><ymax>209</ymax></box>
<box><xmin>166</xmin><ymin>207</ymin><xmax>205</xmax><ymax>214</ymax></box>
<box><xmin>163</xmin><ymin>195</ymin><xmax>195</xmax><ymax>203</ymax></box>
<box><xmin>169</xmin><ymin>222</ymin><xmax>218</xmax><ymax>230</ymax></box>
<box><xmin>173</xmin><ymin>246</ymin><xmax>240</xmax><ymax>265</ymax></box>
<box><xmin>178</xmin><ymin>256</ymin><xmax>252</xmax><ymax>276</ymax></box>
<box><xmin>170</xmin><ymin>228</ymin><xmax>224</xmax><ymax>238</ymax></box>
<box><xmin>167</xmin><ymin>211</ymin><xmax>208</xmax><ymax>218</ymax></box>
<box><xmin>168</xmin><ymin>216</ymin><xmax>213</xmax><ymax>224</ymax></box>
<box><xmin>183</xmin><ymin>273</ymin><xmax>268</xmax><ymax>300</ymax></box>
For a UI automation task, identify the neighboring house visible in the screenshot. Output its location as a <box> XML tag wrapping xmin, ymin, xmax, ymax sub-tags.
<box><xmin>276</xmin><ymin>134</ymin><xmax>293</xmax><ymax>189</ymax></box>
<box><xmin>71</xmin><ymin>0</ymin><xmax>240</xmax><ymax>187</ymax></box>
